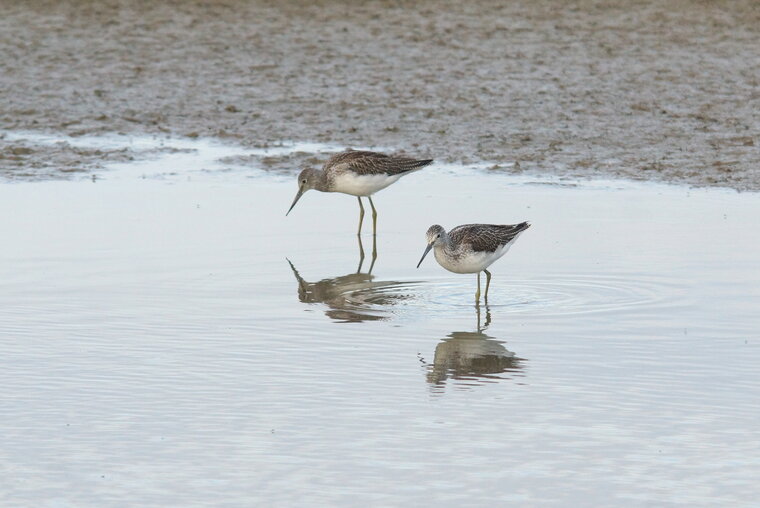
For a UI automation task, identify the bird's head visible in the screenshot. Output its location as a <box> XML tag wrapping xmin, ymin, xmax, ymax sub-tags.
<box><xmin>417</xmin><ymin>224</ymin><xmax>446</xmax><ymax>268</ymax></box>
<box><xmin>286</xmin><ymin>168</ymin><xmax>320</xmax><ymax>216</ymax></box>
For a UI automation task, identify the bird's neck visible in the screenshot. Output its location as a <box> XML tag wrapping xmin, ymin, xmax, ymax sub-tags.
<box><xmin>313</xmin><ymin>170</ymin><xmax>330</xmax><ymax>192</ymax></box>
<box><xmin>437</xmin><ymin>234</ymin><xmax>454</xmax><ymax>252</ymax></box>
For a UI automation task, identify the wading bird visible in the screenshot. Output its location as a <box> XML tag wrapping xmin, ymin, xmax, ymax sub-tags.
<box><xmin>417</xmin><ymin>222</ymin><xmax>531</xmax><ymax>303</ymax></box>
<box><xmin>286</xmin><ymin>150</ymin><xmax>433</xmax><ymax>236</ymax></box>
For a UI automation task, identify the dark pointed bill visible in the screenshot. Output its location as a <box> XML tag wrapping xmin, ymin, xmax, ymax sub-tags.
<box><xmin>286</xmin><ymin>187</ymin><xmax>305</xmax><ymax>216</ymax></box>
<box><xmin>416</xmin><ymin>243</ymin><xmax>433</xmax><ymax>268</ymax></box>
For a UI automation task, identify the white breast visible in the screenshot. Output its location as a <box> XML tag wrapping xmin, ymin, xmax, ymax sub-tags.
<box><xmin>434</xmin><ymin>242</ymin><xmax>516</xmax><ymax>274</ymax></box>
<box><xmin>331</xmin><ymin>172</ymin><xmax>403</xmax><ymax>197</ymax></box>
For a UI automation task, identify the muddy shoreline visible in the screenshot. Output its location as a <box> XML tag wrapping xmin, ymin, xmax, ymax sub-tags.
<box><xmin>1</xmin><ymin>0</ymin><xmax>759</xmax><ymax>189</ymax></box>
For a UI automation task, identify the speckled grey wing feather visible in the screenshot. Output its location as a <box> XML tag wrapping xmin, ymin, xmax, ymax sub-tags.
<box><xmin>324</xmin><ymin>150</ymin><xmax>433</xmax><ymax>176</ymax></box>
<box><xmin>450</xmin><ymin>222</ymin><xmax>531</xmax><ymax>253</ymax></box>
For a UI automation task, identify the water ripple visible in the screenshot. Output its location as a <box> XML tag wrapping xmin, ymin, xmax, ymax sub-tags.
<box><xmin>404</xmin><ymin>273</ymin><xmax>685</xmax><ymax>317</ymax></box>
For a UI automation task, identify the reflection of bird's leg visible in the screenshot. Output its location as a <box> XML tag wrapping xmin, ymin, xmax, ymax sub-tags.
<box><xmin>356</xmin><ymin>234</ymin><xmax>365</xmax><ymax>273</ymax></box>
<box><xmin>368</xmin><ymin>231</ymin><xmax>378</xmax><ymax>274</ymax></box>
<box><xmin>475</xmin><ymin>302</ymin><xmax>491</xmax><ymax>331</ymax></box>
<box><xmin>475</xmin><ymin>272</ymin><xmax>481</xmax><ymax>303</ymax></box>
<box><xmin>357</xmin><ymin>197</ymin><xmax>365</xmax><ymax>236</ymax></box>
<box><xmin>484</xmin><ymin>269</ymin><xmax>492</xmax><ymax>303</ymax></box>
<box><xmin>368</xmin><ymin>196</ymin><xmax>378</xmax><ymax>236</ymax></box>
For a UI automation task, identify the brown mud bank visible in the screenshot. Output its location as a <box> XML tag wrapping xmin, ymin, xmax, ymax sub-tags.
<box><xmin>1</xmin><ymin>0</ymin><xmax>758</xmax><ymax>189</ymax></box>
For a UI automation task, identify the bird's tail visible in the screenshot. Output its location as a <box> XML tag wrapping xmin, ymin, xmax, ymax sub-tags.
<box><xmin>514</xmin><ymin>221</ymin><xmax>531</xmax><ymax>232</ymax></box>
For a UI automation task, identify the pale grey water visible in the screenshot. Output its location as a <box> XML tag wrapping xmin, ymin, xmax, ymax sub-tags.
<box><xmin>1</xmin><ymin>133</ymin><xmax>759</xmax><ymax>507</ymax></box>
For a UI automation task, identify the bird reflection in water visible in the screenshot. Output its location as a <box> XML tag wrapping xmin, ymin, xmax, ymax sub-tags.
<box><xmin>356</xmin><ymin>230</ymin><xmax>377</xmax><ymax>274</ymax></box>
<box><xmin>421</xmin><ymin>306</ymin><xmax>525</xmax><ymax>389</ymax></box>
<box><xmin>287</xmin><ymin>236</ymin><xmax>416</xmax><ymax>323</ymax></box>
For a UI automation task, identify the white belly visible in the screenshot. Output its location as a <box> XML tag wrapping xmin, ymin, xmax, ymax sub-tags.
<box><xmin>434</xmin><ymin>242</ymin><xmax>514</xmax><ymax>274</ymax></box>
<box><xmin>331</xmin><ymin>172</ymin><xmax>403</xmax><ymax>197</ymax></box>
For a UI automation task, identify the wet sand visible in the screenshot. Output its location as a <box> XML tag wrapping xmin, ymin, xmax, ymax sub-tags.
<box><xmin>2</xmin><ymin>0</ymin><xmax>759</xmax><ymax>189</ymax></box>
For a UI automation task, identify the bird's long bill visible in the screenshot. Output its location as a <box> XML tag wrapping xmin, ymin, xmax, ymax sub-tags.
<box><xmin>416</xmin><ymin>243</ymin><xmax>433</xmax><ymax>268</ymax></box>
<box><xmin>286</xmin><ymin>187</ymin><xmax>305</xmax><ymax>216</ymax></box>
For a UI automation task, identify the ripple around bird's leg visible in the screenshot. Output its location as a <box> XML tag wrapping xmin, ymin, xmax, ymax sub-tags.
<box><xmin>399</xmin><ymin>273</ymin><xmax>685</xmax><ymax>318</ymax></box>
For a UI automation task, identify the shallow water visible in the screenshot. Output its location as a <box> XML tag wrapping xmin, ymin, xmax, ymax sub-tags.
<box><xmin>1</xmin><ymin>133</ymin><xmax>759</xmax><ymax>506</ymax></box>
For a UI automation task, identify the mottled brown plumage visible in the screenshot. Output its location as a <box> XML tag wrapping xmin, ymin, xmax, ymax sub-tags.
<box><xmin>323</xmin><ymin>150</ymin><xmax>433</xmax><ymax>177</ymax></box>
<box><xmin>448</xmin><ymin>222</ymin><xmax>531</xmax><ymax>253</ymax></box>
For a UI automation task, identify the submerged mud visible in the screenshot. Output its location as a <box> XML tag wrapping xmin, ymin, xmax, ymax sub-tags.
<box><xmin>1</xmin><ymin>0</ymin><xmax>759</xmax><ymax>188</ymax></box>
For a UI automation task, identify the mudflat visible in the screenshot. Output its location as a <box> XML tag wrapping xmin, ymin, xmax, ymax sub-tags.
<box><xmin>1</xmin><ymin>0</ymin><xmax>758</xmax><ymax>188</ymax></box>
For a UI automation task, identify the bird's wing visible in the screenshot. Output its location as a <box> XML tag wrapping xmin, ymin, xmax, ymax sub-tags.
<box><xmin>324</xmin><ymin>150</ymin><xmax>433</xmax><ymax>176</ymax></box>
<box><xmin>450</xmin><ymin>222</ymin><xmax>531</xmax><ymax>252</ymax></box>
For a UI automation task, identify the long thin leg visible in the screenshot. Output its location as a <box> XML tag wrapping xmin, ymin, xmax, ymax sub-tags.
<box><xmin>368</xmin><ymin>231</ymin><xmax>378</xmax><ymax>274</ymax></box>
<box><xmin>475</xmin><ymin>272</ymin><xmax>481</xmax><ymax>303</ymax></box>
<box><xmin>484</xmin><ymin>269</ymin><xmax>492</xmax><ymax>303</ymax></box>
<box><xmin>357</xmin><ymin>197</ymin><xmax>365</xmax><ymax>236</ymax></box>
<box><xmin>356</xmin><ymin>234</ymin><xmax>365</xmax><ymax>273</ymax></box>
<box><xmin>368</xmin><ymin>196</ymin><xmax>378</xmax><ymax>236</ymax></box>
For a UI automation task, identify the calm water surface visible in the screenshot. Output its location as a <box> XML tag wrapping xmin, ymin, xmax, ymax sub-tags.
<box><xmin>1</xmin><ymin>133</ymin><xmax>759</xmax><ymax>506</ymax></box>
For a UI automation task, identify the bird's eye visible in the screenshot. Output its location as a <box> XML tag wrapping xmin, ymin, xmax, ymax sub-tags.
<box><xmin>436</xmin><ymin>234</ymin><xmax>440</xmax><ymax>238</ymax></box>
<box><xmin>301</xmin><ymin>179</ymin><xmax>306</xmax><ymax>184</ymax></box>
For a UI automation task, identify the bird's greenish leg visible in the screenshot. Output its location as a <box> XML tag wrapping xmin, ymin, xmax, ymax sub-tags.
<box><xmin>475</xmin><ymin>272</ymin><xmax>481</xmax><ymax>303</ymax></box>
<box><xmin>357</xmin><ymin>197</ymin><xmax>365</xmax><ymax>236</ymax></box>
<box><xmin>484</xmin><ymin>269</ymin><xmax>492</xmax><ymax>303</ymax></box>
<box><xmin>368</xmin><ymin>196</ymin><xmax>378</xmax><ymax>236</ymax></box>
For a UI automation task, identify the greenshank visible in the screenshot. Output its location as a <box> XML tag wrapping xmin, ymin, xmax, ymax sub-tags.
<box><xmin>416</xmin><ymin>222</ymin><xmax>531</xmax><ymax>303</ymax></box>
<box><xmin>286</xmin><ymin>150</ymin><xmax>433</xmax><ymax>235</ymax></box>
